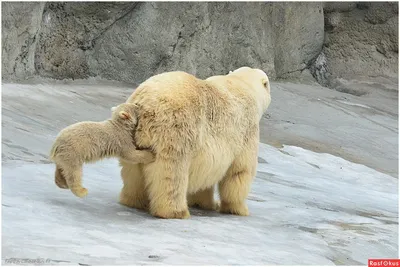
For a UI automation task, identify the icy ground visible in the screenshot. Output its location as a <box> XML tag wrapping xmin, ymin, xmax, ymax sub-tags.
<box><xmin>2</xmin><ymin>80</ymin><xmax>398</xmax><ymax>265</ymax></box>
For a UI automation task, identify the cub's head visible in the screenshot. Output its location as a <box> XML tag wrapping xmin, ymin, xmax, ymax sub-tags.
<box><xmin>228</xmin><ymin>66</ymin><xmax>271</xmax><ymax>116</ymax></box>
<box><xmin>111</xmin><ymin>103</ymin><xmax>139</xmax><ymax>129</ymax></box>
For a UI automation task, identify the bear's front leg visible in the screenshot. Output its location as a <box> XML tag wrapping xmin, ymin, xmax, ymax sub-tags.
<box><xmin>218</xmin><ymin>144</ymin><xmax>258</xmax><ymax>216</ymax></box>
<box><xmin>188</xmin><ymin>186</ymin><xmax>219</xmax><ymax>211</ymax></box>
<box><xmin>143</xmin><ymin>157</ymin><xmax>190</xmax><ymax>219</ymax></box>
<box><xmin>119</xmin><ymin>160</ymin><xmax>149</xmax><ymax>210</ymax></box>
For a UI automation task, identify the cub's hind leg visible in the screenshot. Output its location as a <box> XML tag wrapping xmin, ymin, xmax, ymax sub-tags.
<box><xmin>54</xmin><ymin>165</ymin><xmax>69</xmax><ymax>189</ymax></box>
<box><xmin>60</xmin><ymin>163</ymin><xmax>87</xmax><ymax>198</ymax></box>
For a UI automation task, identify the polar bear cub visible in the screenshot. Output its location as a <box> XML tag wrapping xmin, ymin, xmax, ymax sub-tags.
<box><xmin>49</xmin><ymin>103</ymin><xmax>155</xmax><ymax>198</ymax></box>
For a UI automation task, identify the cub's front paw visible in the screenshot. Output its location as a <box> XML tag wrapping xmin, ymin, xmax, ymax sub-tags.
<box><xmin>142</xmin><ymin>151</ymin><xmax>156</xmax><ymax>164</ymax></box>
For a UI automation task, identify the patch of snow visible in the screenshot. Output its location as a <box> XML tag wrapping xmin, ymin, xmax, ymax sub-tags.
<box><xmin>336</xmin><ymin>100</ymin><xmax>371</xmax><ymax>109</ymax></box>
<box><xmin>2</xmin><ymin>143</ymin><xmax>397</xmax><ymax>265</ymax></box>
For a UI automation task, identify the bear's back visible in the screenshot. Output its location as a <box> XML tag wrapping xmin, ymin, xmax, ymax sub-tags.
<box><xmin>128</xmin><ymin>71</ymin><xmax>257</xmax><ymax>156</ymax></box>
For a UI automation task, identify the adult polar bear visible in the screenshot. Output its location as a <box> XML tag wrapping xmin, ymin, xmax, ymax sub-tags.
<box><xmin>119</xmin><ymin>67</ymin><xmax>271</xmax><ymax>219</ymax></box>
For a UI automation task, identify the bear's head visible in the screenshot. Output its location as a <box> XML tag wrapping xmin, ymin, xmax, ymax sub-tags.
<box><xmin>228</xmin><ymin>67</ymin><xmax>271</xmax><ymax>116</ymax></box>
<box><xmin>111</xmin><ymin>103</ymin><xmax>139</xmax><ymax>129</ymax></box>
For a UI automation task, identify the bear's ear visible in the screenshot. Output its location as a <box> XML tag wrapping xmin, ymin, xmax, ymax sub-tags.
<box><xmin>229</xmin><ymin>71</ymin><xmax>233</xmax><ymax>74</ymax></box>
<box><xmin>119</xmin><ymin>111</ymin><xmax>131</xmax><ymax>120</ymax></box>
<box><xmin>111</xmin><ymin>106</ymin><xmax>117</xmax><ymax>112</ymax></box>
<box><xmin>262</xmin><ymin>78</ymin><xmax>269</xmax><ymax>88</ymax></box>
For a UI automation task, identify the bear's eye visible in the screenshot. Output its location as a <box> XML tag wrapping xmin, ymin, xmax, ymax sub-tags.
<box><xmin>263</xmin><ymin>81</ymin><xmax>268</xmax><ymax>87</ymax></box>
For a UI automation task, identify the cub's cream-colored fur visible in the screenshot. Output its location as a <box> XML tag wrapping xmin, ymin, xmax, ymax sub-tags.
<box><xmin>50</xmin><ymin>103</ymin><xmax>155</xmax><ymax>198</ymax></box>
<box><xmin>119</xmin><ymin>67</ymin><xmax>271</xmax><ymax>219</ymax></box>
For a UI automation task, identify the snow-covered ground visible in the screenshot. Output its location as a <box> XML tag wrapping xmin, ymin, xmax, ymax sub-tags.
<box><xmin>1</xmin><ymin>80</ymin><xmax>398</xmax><ymax>265</ymax></box>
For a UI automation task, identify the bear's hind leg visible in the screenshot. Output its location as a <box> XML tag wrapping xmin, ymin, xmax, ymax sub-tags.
<box><xmin>119</xmin><ymin>161</ymin><xmax>149</xmax><ymax>210</ymax></box>
<box><xmin>61</xmin><ymin>164</ymin><xmax>87</xmax><ymax>198</ymax></box>
<box><xmin>188</xmin><ymin>186</ymin><xmax>219</xmax><ymax>211</ymax></box>
<box><xmin>54</xmin><ymin>165</ymin><xmax>69</xmax><ymax>189</ymax></box>
<box><xmin>143</xmin><ymin>158</ymin><xmax>190</xmax><ymax>219</ymax></box>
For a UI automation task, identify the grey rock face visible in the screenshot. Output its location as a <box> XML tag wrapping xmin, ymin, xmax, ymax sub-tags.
<box><xmin>324</xmin><ymin>2</ymin><xmax>357</xmax><ymax>13</ymax></box>
<box><xmin>1</xmin><ymin>2</ymin><xmax>45</xmax><ymax>80</ymax></box>
<box><xmin>1</xmin><ymin>2</ymin><xmax>397</xmax><ymax>86</ymax></box>
<box><xmin>34</xmin><ymin>2</ymin><xmax>136</xmax><ymax>80</ymax></box>
<box><xmin>322</xmin><ymin>2</ymin><xmax>398</xmax><ymax>84</ymax></box>
<box><xmin>271</xmin><ymin>2</ymin><xmax>324</xmax><ymax>79</ymax></box>
<box><xmin>2</xmin><ymin>2</ymin><xmax>324</xmax><ymax>83</ymax></box>
<box><xmin>88</xmin><ymin>2</ymin><xmax>324</xmax><ymax>82</ymax></box>
<box><xmin>309</xmin><ymin>52</ymin><xmax>329</xmax><ymax>86</ymax></box>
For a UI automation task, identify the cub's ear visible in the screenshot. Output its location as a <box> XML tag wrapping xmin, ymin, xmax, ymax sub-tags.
<box><xmin>229</xmin><ymin>70</ymin><xmax>233</xmax><ymax>74</ymax></box>
<box><xmin>130</xmin><ymin>103</ymin><xmax>140</xmax><ymax>115</ymax></box>
<box><xmin>119</xmin><ymin>111</ymin><xmax>131</xmax><ymax>120</ymax></box>
<box><xmin>131</xmin><ymin>103</ymin><xmax>140</xmax><ymax>111</ymax></box>
<box><xmin>111</xmin><ymin>106</ymin><xmax>117</xmax><ymax>112</ymax></box>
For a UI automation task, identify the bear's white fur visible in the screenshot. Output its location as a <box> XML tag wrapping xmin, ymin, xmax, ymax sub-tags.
<box><xmin>119</xmin><ymin>67</ymin><xmax>271</xmax><ymax>219</ymax></box>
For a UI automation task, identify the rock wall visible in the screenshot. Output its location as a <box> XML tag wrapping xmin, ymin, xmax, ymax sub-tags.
<box><xmin>2</xmin><ymin>2</ymin><xmax>398</xmax><ymax>86</ymax></box>
<box><xmin>2</xmin><ymin>2</ymin><xmax>324</xmax><ymax>83</ymax></box>
<box><xmin>316</xmin><ymin>2</ymin><xmax>399</xmax><ymax>88</ymax></box>
<box><xmin>2</xmin><ymin>2</ymin><xmax>45</xmax><ymax>80</ymax></box>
